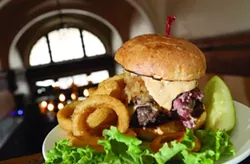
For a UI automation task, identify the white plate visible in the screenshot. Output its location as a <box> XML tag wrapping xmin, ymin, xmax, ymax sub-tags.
<box><xmin>42</xmin><ymin>101</ymin><xmax>250</xmax><ymax>164</ymax></box>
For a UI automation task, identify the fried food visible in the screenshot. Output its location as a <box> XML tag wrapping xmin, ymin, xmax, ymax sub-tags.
<box><xmin>133</xmin><ymin>121</ymin><xmax>185</xmax><ymax>141</ymax></box>
<box><xmin>190</xmin><ymin>136</ymin><xmax>201</xmax><ymax>152</ymax></box>
<box><xmin>57</xmin><ymin>100</ymin><xmax>83</xmax><ymax>132</ymax></box>
<box><xmin>56</xmin><ymin>73</ymin><xmax>204</xmax><ymax>156</ymax></box>
<box><xmin>98</xmin><ymin>73</ymin><xmax>125</xmax><ymax>88</ymax></box>
<box><xmin>88</xmin><ymin>87</ymin><xmax>97</xmax><ymax>96</ymax></box>
<box><xmin>92</xmin><ymin>73</ymin><xmax>126</xmax><ymax>100</ymax></box>
<box><xmin>72</xmin><ymin>95</ymin><xmax>130</xmax><ymax>139</ymax></box>
<box><xmin>150</xmin><ymin>132</ymin><xmax>185</xmax><ymax>152</ymax></box>
<box><xmin>125</xmin><ymin>129</ymin><xmax>137</xmax><ymax>137</ymax></box>
<box><xmin>87</xmin><ymin>107</ymin><xmax>117</xmax><ymax>128</ymax></box>
<box><xmin>150</xmin><ymin>132</ymin><xmax>201</xmax><ymax>153</ymax></box>
<box><xmin>67</xmin><ymin>133</ymin><xmax>104</xmax><ymax>152</ymax></box>
<box><xmin>124</xmin><ymin>71</ymin><xmax>150</xmax><ymax>103</ymax></box>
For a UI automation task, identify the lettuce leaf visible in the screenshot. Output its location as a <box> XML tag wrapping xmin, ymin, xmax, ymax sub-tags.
<box><xmin>154</xmin><ymin>128</ymin><xmax>195</xmax><ymax>164</ymax></box>
<box><xmin>98</xmin><ymin>126</ymin><xmax>151</xmax><ymax>164</ymax></box>
<box><xmin>45</xmin><ymin>140</ymin><xmax>104</xmax><ymax>164</ymax></box>
<box><xmin>196</xmin><ymin>129</ymin><xmax>235</xmax><ymax>160</ymax></box>
<box><xmin>180</xmin><ymin>129</ymin><xmax>235</xmax><ymax>164</ymax></box>
<box><xmin>45</xmin><ymin>127</ymin><xmax>235</xmax><ymax>164</ymax></box>
<box><xmin>181</xmin><ymin>149</ymin><xmax>215</xmax><ymax>164</ymax></box>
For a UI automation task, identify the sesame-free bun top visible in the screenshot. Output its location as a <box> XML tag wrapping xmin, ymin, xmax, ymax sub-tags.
<box><xmin>115</xmin><ymin>34</ymin><xmax>206</xmax><ymax>81</ymax></box>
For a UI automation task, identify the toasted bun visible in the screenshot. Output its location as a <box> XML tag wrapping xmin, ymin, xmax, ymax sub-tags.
<box><xmin>115</xmin><ymin>34</ymin><xmax>206</xmax><ymax>81</ymax></box>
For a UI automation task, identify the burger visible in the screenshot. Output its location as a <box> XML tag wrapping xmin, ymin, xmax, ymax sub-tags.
<box><xmin>114</xmin><ymin>34</ymin><xmax>207</xmax><ymax>140</ymax></box>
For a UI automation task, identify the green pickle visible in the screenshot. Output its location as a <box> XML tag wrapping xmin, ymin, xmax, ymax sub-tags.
<box><xmin>202</xmin><ymin>76</ymin><xmax>236</xmax><ymax>131</ymax></box>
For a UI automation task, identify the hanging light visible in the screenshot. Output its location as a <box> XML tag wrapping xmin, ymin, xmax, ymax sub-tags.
<box><xmin>71</xmin><ymin>93</ymin><xmax>77</xmax><ymax>101</ymax></box>
<box><xmin>83</xmin><ymin>89</ymin><xmax>89</xmax><ymax>97</ymax></box>
<box><xmin>57</xmin><ymin>103</ymin><xmax>64</xmax><ymax>110</ymax></box>
<box><xmin>40</xmin><ymin>101</ymin><xmax>48</xmax><ymax>108</ymax></box>
<box><xmin>47</xmin><ymin>103</ymin><xmax>54</xmax><ymax>111</ymax></box>
<box><xmin>59</xmin><ymin>93</ymin><xmax>66</xmax><ymax>102</ymax></box>
<box><xmin>39</xmin><ymin>101</ymin><xmax>47</xmax><ymax>114</ymax></box>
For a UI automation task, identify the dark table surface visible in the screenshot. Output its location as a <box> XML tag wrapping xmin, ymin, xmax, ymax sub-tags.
<box><xmin>0</xmin><ymin>153</ymin><xmax>44</xmax><ymax>164</ymax></box>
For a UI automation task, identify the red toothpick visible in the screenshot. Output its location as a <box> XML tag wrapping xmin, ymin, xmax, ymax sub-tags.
<box><xmin>166</xmin><ymin>16</ymin><xmax>176</xmax><ymax>37</ymax></box>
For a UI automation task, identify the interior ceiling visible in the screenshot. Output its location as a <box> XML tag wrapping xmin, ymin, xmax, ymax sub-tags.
<box><xmin>0</xmin><ymin>0</ymin><xmax>136</xmax><ymax>69</ymax></box>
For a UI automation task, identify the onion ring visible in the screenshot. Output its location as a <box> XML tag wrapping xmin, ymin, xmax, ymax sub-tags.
<box><xmin>125</xmin><ymin>129</ymin><xmax>137</xmax><ymax>137</ymax></box>
<box><xmin>67</xmin><ymin>133</ymin><xmax>104</xmax><ymax>152</ymax></box>
<box><xmin>57</xmin><ymin>100</ymin><xmax>83</xmax><ymax>132</ymax></box>
<box><xmin>90</xmin><ymin>124</ymin><xmax>112</xmax><ymax>136</ymax></box>
<box><xmin>72</xmin><ymin>95</ymin><xmax>130</xmax><ymax>139</ymax></box>
<box><xmin>150</xmin><ymin>132</ymin><xmax>201</xmax><ymax>153</ymax></box>
<box><xmin>190</xmin><ymin>136</ymin><xmax>201</xmax><ymax>152</ymax></box>
<box><xmin>92</xmin><ymin>73</ymin><xmax>126</xmax><ymax>100</ymax></box>
<box><xmin>88</xmin><ymin>87</ymin><xmax>97</xmax><ymax>96</ymax></box>
<box><xmin>150</xmin><ymin>132</ymin><xmax>185</xmax><ymax>152</ymax></box>
<box><xmin>98</xmin><ymin>73</ymin><xmax>125</xmax><ymax>88</ymax></box>
<box><xmin>87</xmin><ymin>107</ymin><xmax>117</xmax><ymax>128</ymax></box>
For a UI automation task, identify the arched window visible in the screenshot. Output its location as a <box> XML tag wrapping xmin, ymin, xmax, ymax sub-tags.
<box><xmin>29</xmin><ymin>28</ymin><xmax>106</xmax><ymax>66</ymax></box>
<box><xmin>27</xmin><ymin>26</ymin><xmax>114</xmax><ymax>111</ymax></box>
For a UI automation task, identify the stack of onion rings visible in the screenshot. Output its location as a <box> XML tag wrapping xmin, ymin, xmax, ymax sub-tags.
<box><xmin>67</xmin><ymin>95</ymin><xmax>130</xmax><ymax>150</ymax></box>
<box><xmin>56</xmin><ymin>74</ymin><xmax>133</xmax><ymax>151</ymax></box>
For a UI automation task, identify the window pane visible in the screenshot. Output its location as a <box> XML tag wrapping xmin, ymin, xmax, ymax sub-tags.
<box><xmin>72</xmin><ymin>74</ymin><xmax>88</xmax><ymax>87</ymax></box>
<box><xmin>34</xmin><ymin>70</ymin><xmax>109</xmax><ymax>91</ymax></box>
<box><xmin>82</xmin><ymin>30</ymin><xmax>106</xmax><ymax>57</ymax></box>
<box><xmin>58</xmin><ymin>77</ymin><xmax>73</xmax><ymax>89</ymax></box>
<box><xmin>87</xmin><ymin>70</ymin><xmax>109</xmax><ymax>84</ymax></box>
<box><xmin>30</xmin><ymin>37</ymin><xmax>51</xmax><ymax>66</ymax></box>
<box><xmin>49</xmin><ymin>28</ymin><xmax>84</xmax><ymax>62</ymax></box>
<box><xmin>35</xmin><ymin>79</ymin><xmax>55</xmax><ymax>87</ymax></box>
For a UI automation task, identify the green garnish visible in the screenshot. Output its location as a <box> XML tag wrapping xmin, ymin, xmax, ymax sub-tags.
<box><xmin>203</xmin><ymin>76</ymin><xmax>236</xmax><ymax>131</ymax></box>
<box><xmin>45</xmin><ymin>126</ymin><xmax>235</xmax><ymax>164</ymax></box>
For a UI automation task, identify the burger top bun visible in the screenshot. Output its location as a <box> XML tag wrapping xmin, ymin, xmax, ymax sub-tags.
<box><xmin>115</xmin><ymin>34</ymin><xmax>206</xmax><ymax>81</ymax></box>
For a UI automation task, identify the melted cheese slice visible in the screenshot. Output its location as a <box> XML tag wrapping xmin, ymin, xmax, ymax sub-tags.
<box><xmin>142</xmin><ymin>76</ymin><xmax>198</xmax><ymax>110</ymax></box>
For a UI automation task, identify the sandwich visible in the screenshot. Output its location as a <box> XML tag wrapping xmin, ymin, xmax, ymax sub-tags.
<box><xmin>114</xmin><ymin>34</ymin><xmax>207</xmax><ymax>140</ymax></box>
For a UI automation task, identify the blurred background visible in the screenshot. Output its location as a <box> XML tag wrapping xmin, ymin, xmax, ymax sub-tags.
<box><xmin>0</xmin><ymin>0</ymin><xmax>250</xmax><ymax>161</ymax></box>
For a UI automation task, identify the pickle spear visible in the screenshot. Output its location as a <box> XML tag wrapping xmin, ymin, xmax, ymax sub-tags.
<box><xmin>202</xmin><ymin>76</ymin><xmax>236</xmax><ymax>131</ymax></box>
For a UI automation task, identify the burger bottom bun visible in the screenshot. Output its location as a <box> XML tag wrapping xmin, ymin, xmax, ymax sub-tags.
<box><xmin>132</xmin><ymin>121</ymin><xmax>185</xmax><ymax>141</ymax></box>
<box><xmin>132</xmin><ymin>111</ymin><xmax>207</xmax><ymax>141</ymax></box>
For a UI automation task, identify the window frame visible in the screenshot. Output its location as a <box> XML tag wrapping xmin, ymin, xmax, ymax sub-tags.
<box><xmin>16</xmin><ymin>14</ymin><xmax>113</xmax><ymax>68</ymax></box>
<box><xmin>17</xmin><ymin>14</ymin><xmax>115</xmax><ymax>99</ymax></box>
